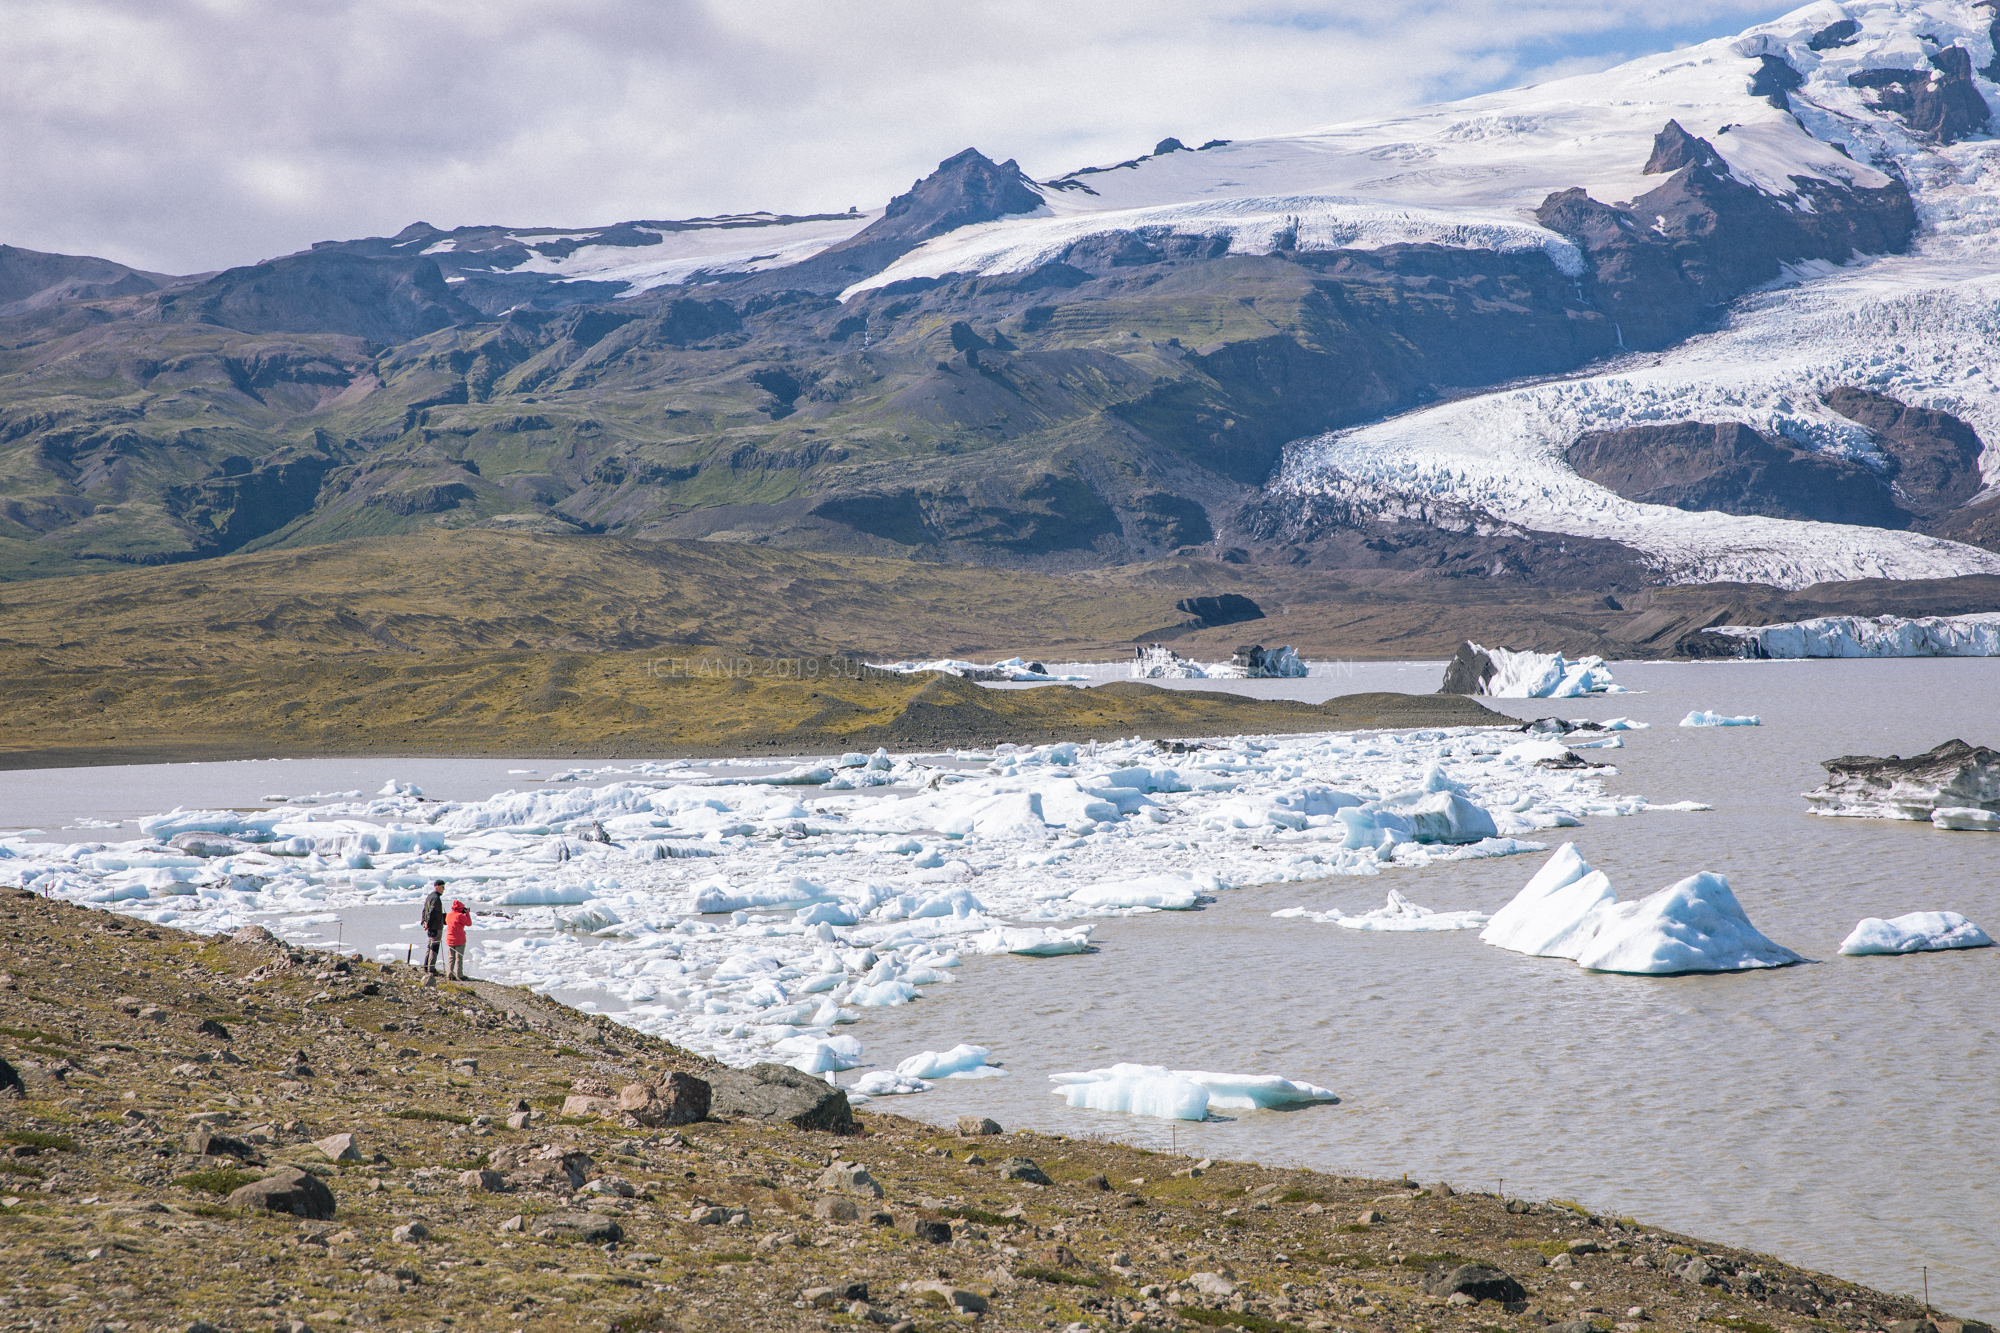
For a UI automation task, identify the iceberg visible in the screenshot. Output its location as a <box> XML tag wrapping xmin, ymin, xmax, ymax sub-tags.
<box><xmin>1839</xmin><ymin>911</ymin><xmax>1994</xmax><ymax>956</ymax></box>
<box><xmin>1274</xmin><ymin>888</ymin><xmax>1488</xmax><ymax>931</ymax></box>
<box><xmin>1804</xmin><ymin>740</ymin><xmax>2000</xmax><ymax>821</ymax></box>
<box><xmin>966</xmin><ymin>925</ymin><xmax>1094</xmax><ymax>956</ymax></box>
<box><xmin>1483</xmin><ymin>844</ymin><xmax>1801</xmax><ymax>974</ymax></box>
<box><xmin>1680</xmin><ymin>711</ymin><xmax>1760</xmax><ymax>727</ymax></box>
<box><xmin>850</xmin><ymin>1070</ymin><xmax>930</xmax><ymax>1096</ymax></box>
<box><xmin>1456</xmin><ymin>642</ymin><xmax>1625</xmax><ymax>697</ymax></box>
<box><xmin>896</xmin><ymin>1044</ymin><xmax>1006</xmax><ymax>1079</ymax></box>
<box><xmin>868</xmin><ymin>656</ymin><xmax>1085</xmax><ymax>681</ymax></box>
<box><xmin>1049</xmin><ymin>1063</ymin><xmax>1338</xmax><ymax>1120</ymax></box>
<box><xmin>1130</xmin><ymin>643</ymin><xmax>1307</xmax><ymax>679</ymax></box>
<box><xmin>1704</xmin><ymin>613</ymin><xmax>2000</xmax><ymax>659</ymax></box>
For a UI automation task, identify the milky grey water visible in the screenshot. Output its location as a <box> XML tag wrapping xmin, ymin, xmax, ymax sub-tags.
<box><xmin>2</xmin><ymin>659</ymin><xmax>1995</xmax><ymax>1314</ymax></box>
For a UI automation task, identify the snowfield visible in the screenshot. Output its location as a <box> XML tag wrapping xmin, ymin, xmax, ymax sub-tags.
<box><xmin>0</xmin><ymin>724</ymin><xmax>1689</xmax><ymax>1078</ymax></box>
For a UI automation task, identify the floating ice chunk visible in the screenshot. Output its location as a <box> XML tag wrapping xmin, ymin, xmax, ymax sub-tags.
<box><xmin>1572</xmin><ymin>873</ymin><xmax>1801</xmax><ymax>974</ymax></box>
<box><xmin>1478</xmin><ymin>843</ymin><xmax>1617</xmax><ymax>959</ymax></box>
<box><xmin>1473</xmin><ymin>644</ymin><xmax>1625</xmax><ymax>697</ymax></box>
<box><xmin>1804</xmin><ymin>741</ymin><xmax>2000</xmax><ymax>821</ymax></box>
<box><xmin>1839</xmin><ymin>911</ymin><xmax>1994</xmax><ymax>956</ymax></box>
<box><xmin>1680</xmin><ymin>711</ymin><xmax>1761</xmax><ymax>727</ymax></box>
<box><xmin>966</xmin><ymin>925</ymin><xmax>1094</xmax><ymax>956</ymax></box>
<box><xmin>377</xmin><ymin>779</ymin><xmax>423</xmax><ymax>796</ymax></box>
<box><xmin>850</xmin><ymin>1070</ymin><xmax>930</xmax><ymax>1096</ymax></box>
<box><xmin>1275</xmin><ymin>888</ymin><xmax>1488</xmax><ymax>931</ymax></box>
<box><xmin>1050</xmin><ymin>1063</ymin><xmax>1338</xmax><ymax>1120</ymax></box>
<box><xmin>688</xmin><ymin>764</ymin><xmax>835</xmax><ymax>787</ymax></box>
<box><xmin>896</xmin><ymin>1044</ymin><xmax>1006</xmax><ymax>1079</ymax></box>
<box><xmin>773</xmin><ymin>1034</ymin><xmax>866</xmax><ymax>1074</ymax></box>
<box><xmin>1050</xmin><ymin>1064</ymin><xmax>1211</xmax><ymax>1120</ymax></box>
<box><xmin>1932</xmin><ymin>807</ymin><xmax>2000</xmax><ymax>831</ymax></box>
<box><xmin>1600</xmin><ymin>718</ymin><xmax>1649</xmax><ymax>730</ymax></box>
<box><xmin>1373</xmin><ymin>790</ymin><xmax>1499</xmax><ymax>844</ymax></box>
<box><xmin>694</xmin><ymin>877</ymin><xmax>836</xmax><ymax>914</ymax></box>
<box><xmin>552</xmin><ymin>902</ymin><xmax>620</xmax><ymax>933</ymax></box>
<box><xmin>847</xmin><ymin>980</ymin><xmax>921</xmax><ymax>1007</ymax></box>
<box><xmin>794</xmin><ymin>900</ymin><xmax>861</xmax><ymax>927</ymax></box>
<box><xmin>1065</xmin><ymin>873</ymin><xmax>1210</xmax><ymax>910</ymax></box>
<box><xmin>1485</xmin><ymin>845</ymin><xmax>1799</xmax><ymax>973</ymax></box>
<box><xmin>491</xmin><ymin>882</ymin><xmax>596</xmax><ymax>906</ymax></box>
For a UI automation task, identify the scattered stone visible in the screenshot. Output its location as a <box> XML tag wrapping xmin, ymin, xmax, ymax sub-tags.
<box><xmin>1081</xmin><ymin>1173</ymin><xmax>1110</xmax><ymax>1191</ymax></box>
<box><xmin>313</xmin><ymin>1132</ymin><xmax>363</xmax><ymax>1163</ymax></box>
<box><xmin>227</xmin><ymin>1166</ymin><xmax>336</xmax><ymax>1220</ymax></box>
<box><xmin>815</xmin><ymin>1159</ymin><xmax>884</xmax><ymax>1197</ymax></box>
<box><xmin>707</xmin><ymin>1063</ymin><xmax>853</xmax><ymax>1133</ymax></box>
<box><xmin>756</xmin><ymin>1230</ymin><xmax>804</xmax><ymax>1250</ymax></box>
<box><xmin>1677</xmin><ymin>1256</ymin><xmax>1723</xmax><ymax>1286</ymax></box>
<box><xmin>1506</xmin><ymin>1198</ymin><xmax>1533</xmax><ymax>1214</ymax></box>
<box><xmin>534</xmin><ymin>1213</ymin><xmax>625</xmax><ymax>1244</ymax></box>
<box><xmin>231</xmin><ymin>925</ymin><xmax>279</xmax><ymax>945</ymax></box>
<box><xmin>458</xmin><ymin>1169</ymin><xmax>507</xmax><ymax>1192</ymax></box>
<box><xmin>687</xmin><ymin>1205</ymin><xmax>747</xmax><ymax>1227</ymax></box>
<box><xmin>195</xmin><ymin>1018</ymin><xmax>232</xmax><ymax>1041</ymax></box>
<box><xmin>956</xmin><ymin>1115</ymin><xmax>1002</xmax><ymax>1136</ymax></box>
<box><xmin>813</xmin><ymin>1196</ymin><xmax>860</xmax><ymax>1222</ymax></box>
<box><xmin>1550</xmin><ymin>1252</ymin><xmax>1577</xmax><ymax>1270</ymax></box>
<box><xmin>505</xmin><ymin>1111</ymin><xmax>532</xmax><ymax>1130</ymax></box>
<box><xmin>1569</xmin><ymin>1238</ymin><xmax>1605</xmax><ymax>1255</ymax></box>
<box><xmin>898</xmin><ymin>1215</ymin><xmax>952</xmax><ymax>1245</ymax></box>
<box><xmin>497</xmin><ymin>1215</ymin><xmax>525</xmax><ymax>1233</ymax></box>
<box><xmin>1420</xmin><ymin>1262</ymin><xmax>1529</xmax><ymax>1303</ymax></box>
<box><xmin>996</xmin><ymin>1156</ymin><xmax>1053</xmax><ymax>1185</ymax></box>
<box><xmin>185</xmin><ymin>1125</ymin><xmax>257</xmax><ymax>1161</ymax></box>
<box><xmin>392</xmin><ymin>1221</ymin><xmax>429</xmax><ymax>1244</ymax></box>
<box><xmin>1434</xmin><ymin>1180</ymin><xmax>1456</xmax><ymax>1197</ymax></box>
<box><xmin>911</xmin><ymin>1280</ymin><xmax>988</xmax><ymax>1314</ymax></box>
<box><xmin>1190</xmin><ymin>1272</ymin><xmax>1237</xmax><ymax>1297</ymax></box>
<box><xmin>1357</xmin><ymin>1209</ymin><xmax>1384</xmax><ymax>1224</ymax></box>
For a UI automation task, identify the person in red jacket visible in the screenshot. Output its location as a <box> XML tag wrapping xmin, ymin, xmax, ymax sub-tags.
<box><xmin>444</xmin><ymin>900</ymin><xmax>472</xmax><ymax>981</ymax></box>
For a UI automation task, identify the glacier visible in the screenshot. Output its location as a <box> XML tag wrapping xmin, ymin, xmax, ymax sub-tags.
<box><xmin>1839</xmin><ymin>910</ymin><xmax>1994</xmax><ymax>955</ymax></box>
<box><xmin>1706</xmin><ymin>613</ymin><xmax>2000</xmax><ymax>658</ymax></box>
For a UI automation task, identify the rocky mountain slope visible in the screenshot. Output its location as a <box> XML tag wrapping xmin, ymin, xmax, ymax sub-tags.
<box><xmin>2</xmin><ymin>0</ymin><xmax>1998</xmax><ymax>598</ymax></box>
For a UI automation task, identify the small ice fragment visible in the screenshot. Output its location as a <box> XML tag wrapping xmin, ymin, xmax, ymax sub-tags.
<box><xmin>1679</xmin><ymin>711</ymin><xmax>1760</xmax><ymax>727</ymax></box>
<box><xmin>850</xmin><ymin>1070</ymin><xmax>930</xmax><ymax>1096</ymax></box>
<box><xmin>1838</xmin><ymin>911</ymin><xmax>1993</xmax><ymax>955</ymax></box>
<box><xmin>896</xmin><ymin>1044</ymin><xmax>1005</xmax><ymax>1079</ymax></box>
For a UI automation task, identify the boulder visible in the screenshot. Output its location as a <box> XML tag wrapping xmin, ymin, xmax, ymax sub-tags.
<box><xmin>813</xmin><ymin>1196</ymin><xmax>860</xmax><ymax>1221</ymax></box>
<box><xmin>392</xmin><ymin>1221</ymin><xmax>429</xmax><ymax>1244</ymax></box>
<box><xmin>534</xmin><ymin>1213</ymin><xmax>624</xmax><ymax>1244</ymax></box>
<box><xmin>0</xmin><ymin>1057</ymin><xmax>21</xmax><ymax>1100</ymax></box>
<box><xmin>561</xmin><ymin>1094</ymin><xmax>616</xmax><ymax>1116</ymax></box>
<box><xmin>659</xmin><ymin>1071</ymin><xmax>711</xmax><ymax>1125</ymax></box>
<box><xmin>458</xmin><ymin>1169</ymin><xmax>507</xmax><ymax>1192</ymax></box>
<box><xmin>195</xmin><ymin>1018</ymin><xmax>232</xmax><ymax>1041</ymax></box>
<box><xmin>708</xmin><ymin>1062</ymin><xmax>855</xmax><ymax>1133</ymax></box>
<box><xmin>186</xmin><ymin>1125</ymin><xmax>258</xmax><ymax>1161</ymax></box>
<box><xmin>505</xmin><ymin>1111</ymin><xmax>532</xmax><ymax>1130</ymax></box>
<box><xmin>314</xmin><ymin>1132</ymin><xmax>363</xmax><ymax>1163</ymax></box>
<box><xmin>1677</xmin><ymin>1255</ymin><xmax>1725</xmax><ymax>1286</ymax></box>
<box><xmin>898</xmin><ymin>1215</ymin><xmax>952</xmax><ymax>1245</ymax></box>
<box><xmin>1420</xmin><ymin>1263</ymin><xmax>1527</xmax><ymax>1303</ymax></box>
<box><xmin>955</xmin><ymin>1115</ymin><xmax>1002</xmax><ymax>1136</ymax></box>
<box><xmin>996</xmin><ymin>1156</ymin><xmax>1053</xmax><ymax>1185</ymax></box>
<box><xmin>227</xmin><ymin>1166</ymin><xmax>335</xmax><ymax>1220</ymax></box>
<box><xmin>911</xmin><ymin>1280</ymin><xmax>988</xmax><ymax>1314</ymax></box>
<box><xmin>232</xmin><ymin>925</ymin><xmax>279</xmax><ymax>946</ymax></box>
<box><xmin>815</xmin><ymin>1160</ymin><xmax>884</xmax><ymax>1198</ymax></box>
<box><xmin>1190</xmin><ymin>1272</ymin><xmax>1236</xmax><ymax>1297</ymax></box>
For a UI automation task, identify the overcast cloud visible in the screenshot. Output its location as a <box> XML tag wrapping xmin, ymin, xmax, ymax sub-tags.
<box><xmin>1</xmin><ymin>0</ymin><xmax>1796</xmax><ymax>276</ymax></box>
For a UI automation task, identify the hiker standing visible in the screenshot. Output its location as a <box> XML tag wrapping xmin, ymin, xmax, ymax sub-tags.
<box><xmin>445</xmin><ymin>899</ymin><xmax>472</xmax><ymax>981</ymax></box>
<box><xmin>420</xmin><ymin>879</ymin><xmax>446</xmax><ymax>981</ymax></box>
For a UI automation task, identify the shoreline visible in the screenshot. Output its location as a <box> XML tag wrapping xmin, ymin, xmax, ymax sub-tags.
<box><xmin>0</xmin><ymin>886</ymin><xmax>1976</xmax><ymax>1333</ymax></box>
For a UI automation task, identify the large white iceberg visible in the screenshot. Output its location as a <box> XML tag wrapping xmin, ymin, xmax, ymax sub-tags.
<box><xmin>1838</xmin><ymin>911</ymin><xmax>1994</xmax><ymax>956</ymax></box>
<box><xmin>1130</xmin><ymin>643</ymin><xmax>1307</xmax><ymax>679</ymax></box>
<box><xmin>1474</xmin><ymin>644</ymin><xmax>1625</xmax><ymax>698</ymax></box>
<box><xmin>1481</xmin><ymin>844</ymin><xmax>1801</xmax><ymax>974</ymax></box>
<box><xmin>1049</xmin><ymin>1063</ymin><xmax>1338</xmax><ymax>1120</ymax></box>
<box><xmin>1706</xmin><ymin>613</ymin><xmax>2000</xmax><ymax>659</ymax></box>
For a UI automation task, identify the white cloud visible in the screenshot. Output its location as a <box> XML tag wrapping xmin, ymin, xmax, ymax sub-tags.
<box><xmin>0</xmin><ymin>0</ymin><xmax>1797</xmax><ymax>274</ymax></box>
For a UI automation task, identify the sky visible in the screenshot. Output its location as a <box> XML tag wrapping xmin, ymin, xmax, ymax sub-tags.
<box><xmin>1</xmin><ymin>0</ymin><xmax>1803</xmax><ymax>276</ymax></box>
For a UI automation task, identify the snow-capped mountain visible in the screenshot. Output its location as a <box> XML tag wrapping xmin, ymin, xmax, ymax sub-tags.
<box><xmin>4</xmin><ymin>0</ymin><xmax>1999</xmax><ymax>604</ymax></box>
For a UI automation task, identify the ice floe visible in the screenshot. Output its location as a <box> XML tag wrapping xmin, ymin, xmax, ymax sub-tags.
<box><xmin>1481</xmin><ymin>843</ymin><xmax>1801</xmax><ymax>974</ymax></box>
<box><xmin>869</xmin><ymin>657</ymin><xmax>1086</xmax><ymax>682</ymax></box>
<box><xmin>1049</xmin><ymin>1064</ymin><xmax>1339</xmax><ymax>1120</ymax></box>
<box><xmin>1130</xmin><ymin>644</ymin><xmax>1307</xmax><ymax>679</ymax></box>
<box><xmin>1273</xmin><ymin>888</ymin><xmax>1488</xmax><ymax>931</ymax></box>
<box><xmin>896</xmin><ymin>1044</ymin><xmax>1008</xmax><ymax>1079</ymax></box>
<box><xmin>1838</xmin><ymin>911</ymin><xmax>1993</xmax><ymax>956</ymax></box>
<box><xmin>1707</xmin><ymin>614</ymin><xmax>2000</xmax><ymax>659</ymax></box>
<box><xmin>0</xmin><ymin>722</ymin><xmax>1670</xmax><ymax>1068</ymax></box>
<box><xmin>1681</xmin><ymin>711</ymin><xmax>1761</xmax><ymax>727</ymax></box>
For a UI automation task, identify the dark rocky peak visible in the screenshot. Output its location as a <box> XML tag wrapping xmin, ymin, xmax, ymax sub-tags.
<box><xmin>1643</xmin><ymin>121</ymin><xmax>1723</xmax><ymax>175</ymax></box>
<box><xmin>1750</xmin><ymin>55</ymin><xmax>1804</xmax><ymax>110</ymax></box>
<box><xmin>1823</xmin><ymin>386</ymin><xmax>1987</xmax><ymax>514</ymax></box>
<box><xmin>1154</xmin><ymin>137</ymin><xmax>1188</xmax><ymax>154</ymax></box>
<box><xmin>1846</xmin><ymin>45</ymin><xmax>1990</xmax><ymax>142</ymax></box>
<box><xmin>148</xmin><ymin>249</ymin><xmax>482</xmax><ymax>343</ymax></box>
<box><xmin>1808</xmin><ymin>18</ymin><xmax>1860</xmax><ymax>49</ymax></box>
<box><xmin>865</xmin><ymin>148</ymin><xmax>1043</xmax><ymax>245</ymax></box>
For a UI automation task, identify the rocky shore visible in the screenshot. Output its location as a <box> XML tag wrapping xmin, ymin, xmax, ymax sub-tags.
<box><xmin>0</xmin><ymin>888</ymin><xmax>1975</xmax><ymax>1333</ymax></box>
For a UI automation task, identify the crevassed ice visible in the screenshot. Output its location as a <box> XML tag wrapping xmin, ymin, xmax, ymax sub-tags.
<box><xmin>1708</xmin><ymin>614</ymin><xmax>2000</xmax><ymax>659</ymax></box>
<box><xmin>0</xmin><ymin>726</ymin><xmax>1668</xmax><ymax>1071</ymax></box>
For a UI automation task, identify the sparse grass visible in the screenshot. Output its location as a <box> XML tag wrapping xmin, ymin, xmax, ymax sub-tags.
<box><xmin>391</xmin><ymin>1108</ymin><xmax>472</xmax><ymax>1125</ymax></box>
<box><xmin>1704</xmin><ymin>1319</ymin><xmax>1779</xmax><ymax>1333</ymax></box>
<box><xmin>1017</xmin><ymin>1264</ymin><xmax>1098</xmax><ymax>1288</ymax></box>
<box><xmin>1178</xmin><ymin>1309</ymin><xmax>1291</xmax><ymax>1332</ymax></box>
<box><xmin>173</xmin><ymin>1168</ymin><xmax>262</xmax><ymax>1196</ymax></box>
<box><xmin>3</xmin><ymin>1131</ymin><xmax>76</xmax><ymax>1152</ymax></box>
<box><xmin>1400</xmin><ymin>1251</ymin><xmax>1467</xmax><ymax>1269</ymax></box>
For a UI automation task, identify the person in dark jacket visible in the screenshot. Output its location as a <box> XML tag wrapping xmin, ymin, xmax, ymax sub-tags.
<box><xmin>445</xmin><ymin>900</ymin><xmax>472</xmax><ymax>981</ymax></box>
<box><xmin>420</xmin><ymin>880</ymin><xmax>446</xmax><ymax>980</ymax></box>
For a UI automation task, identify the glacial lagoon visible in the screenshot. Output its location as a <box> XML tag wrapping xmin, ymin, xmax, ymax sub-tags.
<box><xmin>2</xmin><ymin>657</ymin><xmax>1996</xmax><ymax>1315</ymax></box>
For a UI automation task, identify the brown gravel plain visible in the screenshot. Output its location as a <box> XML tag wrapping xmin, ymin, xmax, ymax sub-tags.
<box><xmin>0</xmin><ymin>888</ymin><xmax>1976</xmax><ymax>1333</ymax></box>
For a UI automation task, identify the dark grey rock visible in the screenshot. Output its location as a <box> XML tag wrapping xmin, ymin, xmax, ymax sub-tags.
<box><xmin>534</xmin><ymin>1212</ymin><xmax>625</xmax><ymax>1243</ymax></box>
<box><xmin>228</xmin><ymin>1166</ymin><xmax>335</xmax><ymax>1220</ymax></box>
<box><xmin>708</xmin><ymin>1063</ymin><xmax>854</xmax><ymax>1133</ymax></box>
<box><xmin>1420</xmin><ymin>1262</ymin><xmax>1527</xmax><ymax>1303</ymax></box>
<box><xmin>996</xmin><ymin>1157</ymin><xmax>1053</xmax><ymax>1185</ymax></box>
<box><xmin>1677</xmin><ymin>1255</ymin><xmax>1724</xmax><ymax>1286</ymax></box>
<box><xmin>1175</xmin><ymin>593</ymin><xmax>1263</xmax><ymax>628</ymax></box>
<box><xmin>195</xmin><ymin>1018</ymin><xmax>232</xmax><ymax>1041</ymax></box>
<box><xmin>898</xmin><ymin>1215</ymin><xmax>952</xmax><ymax>1244</ymax></box>
<box><xmin>0</xmin><ymin>1057</ymin><xmax>22</xmax><ymax>1099</ymax></box>
<box><xmin>1439</xmin><ymin>641</ymin><xmax>1496</xmax><ymax>695</ymax></box>
<box><xmin>186</xmin><ymin>1125</ymin><xmax>258</xmax><ymax>1161</ymax></box>
<box><xmin>955</xmin><ymin>1115</ymin><xmax>1001</xmax><ymax>1136</ymax></box>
